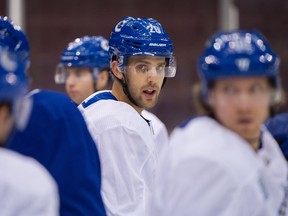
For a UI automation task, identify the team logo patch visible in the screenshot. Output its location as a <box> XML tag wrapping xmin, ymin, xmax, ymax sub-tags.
<box><xmin>235</xmin><ymin>58</ymin><xmax>250</xmax><ymax>72</ymax></box>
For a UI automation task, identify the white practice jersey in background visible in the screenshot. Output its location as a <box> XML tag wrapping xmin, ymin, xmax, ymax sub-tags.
<box><xmin>78</xmin><ymin>90</ymin><xmax>157</xmax><ymax>216</ymax></box>
<box><xmin>151</xmin><ymin>116</ymin><xmax>288</xmax><ymax>216</ymax></box>
<box><xmin>0</xmin><ymin>148</ymin><xmax>59</xmax><ymax>216</ymax></box>
<box><xmin>141</xmin><ymin>110</ymin><xmax>169</xmax><ymax>156</ymax></box>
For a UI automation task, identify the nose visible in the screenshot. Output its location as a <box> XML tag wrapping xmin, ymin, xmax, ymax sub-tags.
<box><xmin>235</xmin><ymin>93</ymin><xmax>252</xmax><ymax>111</ymax></box>
<box><xmin>147</xmin><ymin>68</ymin><xmax>159</xmax><ymax>82</ymax></box>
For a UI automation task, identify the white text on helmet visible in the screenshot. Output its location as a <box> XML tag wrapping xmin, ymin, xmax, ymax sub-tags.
<box><xmin>149</xmin><ymin>43</ymin><xmax>167</xmax><ymax>47</ymax></box>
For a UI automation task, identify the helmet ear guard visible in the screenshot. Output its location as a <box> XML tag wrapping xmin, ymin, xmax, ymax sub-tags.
<box><xmin>269</xmin><ymin>76</ymin><xmax>282</xmax><ymax>105</ymax></box>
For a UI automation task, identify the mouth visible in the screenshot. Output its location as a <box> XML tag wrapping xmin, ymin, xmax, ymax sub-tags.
<box><xmin>237</xmin><ymin>118</ymin><xmax>253</xmax><ymax>125</ymax></box>
<box><xmin>143</xmin><ymin>89</ymin><xmax>156</xmax><ymax>99</ymax></box>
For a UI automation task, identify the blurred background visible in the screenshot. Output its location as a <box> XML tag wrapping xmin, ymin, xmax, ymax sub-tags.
<box><xmin>1</xmin><ymin>0</ymin><xmax>288</xmax><ymax>132</ymax></box>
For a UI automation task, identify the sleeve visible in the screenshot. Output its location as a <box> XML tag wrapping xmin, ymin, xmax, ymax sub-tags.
<box><xmin>151</xmin><ymin>155</ymin><xmax>273</xmax><ymax>216</ymax></box>
<box><xmin>95</xmin><ymin>126</ymin><xmax>156</xmax><ymax>216</ymax></box>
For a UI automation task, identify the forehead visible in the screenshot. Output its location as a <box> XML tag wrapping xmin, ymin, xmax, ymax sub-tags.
<box><xmin>66</xmin><ymin>67</ymin><xmax>91</xmax><ymax>73</ymax></box>
<box><xmin>127</xmin><ymin>56</ymin><xmax>165</xmax><ymax>64</ymax></box>
<box><xmin>213</xmin><ymin>76</ymin><xmax>269</xmax><ymax>87</ymax></box>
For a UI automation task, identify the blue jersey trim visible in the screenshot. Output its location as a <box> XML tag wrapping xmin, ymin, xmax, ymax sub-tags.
<box><xmin>81</xmin><ymin>91</ymin><xmax>117</xmax><ymax>109</ymax></box>
<box><xmin>178</xmin><ymin>115</ymin><xmax>205</xmax><ymax>129</ymax></box>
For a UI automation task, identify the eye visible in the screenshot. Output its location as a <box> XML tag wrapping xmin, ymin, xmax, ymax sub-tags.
<box><xmin>250</xmin><ymin>84</ymin><xmax>264</xmax><ymax>94</ymax></box>
<box><xmin>222</xmin><ymin>85</ymin><xmax>237</xmax><ymax>95</ymax></box>
<box><xmin>74</xmin><ymin>70</ymin><xmax>84</xmax><ymax>77</ymax></box>
<box><xmin>135</xmin><ymin>64</ymin><xmax>149</xmax><ymax>73</ymax></box>
<box><xmin>156</xmin><ymin>64</ymin><xmax>165</xmax><ymax>74</ymax></box>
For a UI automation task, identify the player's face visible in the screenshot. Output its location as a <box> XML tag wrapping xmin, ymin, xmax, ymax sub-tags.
<box><xmin>125</xmin><ymin>56</ymin><xmax>165</xmax><ymax>109</ymax></box>
<box><xmin>208</xmin><ymin>76</ymin><xmax>273</xmax><ymax>144</ymax></box>
<box><xmin>65</xmin><ymin>67</ymin><xmax>95</xmax><ymax>104</ymax></box>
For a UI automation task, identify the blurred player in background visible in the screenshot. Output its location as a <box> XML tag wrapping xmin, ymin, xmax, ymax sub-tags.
<box><xmin>78</xmin><ymin>16</ymin><xmax>176</xmax><ymax>216</ymax></box>
<box><xmin>7</xmin><ymin>90</ymin><xmax>107</xmax><ymax>216</ymax></box>
<box><xmin>55</xmin><ymin>35</ymin><xmax>111</xmax><ymax>105</ymax></box>
<box><xmin>151</xmin><ymin>30</ymin><xmax>288</xmax><ymax>216</ymax></box>
<box><xmin>0</xmin><ymin>16</ymin><xmax>59</xmax><ymax>215</ymax></box>
<box><xmin>2</xmin><ymin>17</ymin><xmax>107</xmax><ymax>216</ymax></box>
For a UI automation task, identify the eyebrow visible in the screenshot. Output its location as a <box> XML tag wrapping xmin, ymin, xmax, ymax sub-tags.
<box><xmin>133</xmin><ymin>59</ymin><xmax>166</xmax><ymax>66</ymax></box>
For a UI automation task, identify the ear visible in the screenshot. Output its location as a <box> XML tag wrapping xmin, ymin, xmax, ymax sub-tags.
<box><xmin>111</xmin><ymin>61</ymin><xmax>123</xmax><ymax>80</ymax></box>
<box><xmin>207</xmin><ymin>91</ymin><xmax>215</xmax><ymax>107</ymax></box>
<box><xmin>272</xmin><ymin>89</ymin><xmax>282</xmax><ymax>105</ymax></box>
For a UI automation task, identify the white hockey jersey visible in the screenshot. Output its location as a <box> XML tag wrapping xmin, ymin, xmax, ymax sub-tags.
<box><xmin>78</xmin><ymin>90</ymin><xmax>157</xmax><ymax>216</ymax></box>
<box><xmin>0</xmin><ymin>148</ymin><xmax>59</xmax><ymax>216</ymax></box>
<box><xmin>151</xmin><ymin>116</ymin><xmax>288</xmax><ymax>216</ymax></box>
<box><xmin>141</xmin><ymin>110</ymin><xmax>169</xmax><ymax>156</ymax></box>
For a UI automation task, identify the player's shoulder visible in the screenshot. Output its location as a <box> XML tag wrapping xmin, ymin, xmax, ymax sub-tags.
<box><xmin>142</xmin><ymin>110</ymin><xmax>164</xmax><ymax>125</ymax></box>
<box><xmin>0</xmin><ymin>148</ymin><xmax>57</xmax><ymax>194</ymax></box>
<box><xmin>79</xmin><ymin>91</ymin><xmax>150</xmax><ymax>134</ymax></box>
<box><xmin>172</xmin><ymin>115</ymin><xmax>216</xmax><ymax>136</ymax></box>
<box><xmin>79</xmin><ymin>90</ymin><xmax>117</xmax><ymax>110</ymax></box>
<box><xmin>169</xmin><ymin>115</ymin><xmax>259</xmax><ymax>175</ymax></box>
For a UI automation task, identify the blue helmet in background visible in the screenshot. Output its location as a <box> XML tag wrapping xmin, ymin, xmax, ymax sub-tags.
<box><xmin>198</xmin><ymin>30</ymin><xmax>280</xmax><ymax>100</ymax></box>
<box><xmin>55</xmin><ymin>36</ymin><xmax>110</xmax><ymax>84</ymax></box>
<box><xmin>0</xmin><ymin>45</ymin><xmax>28</xmax><ymax>103</ymax></box>
<box><xmin>0</xmin><ymin>16</ymin><xmax>30</xmax><ymax>70</ymax></box>
<box><xmin>0</xmin><ymin>45</ymin><xmax>31</xmax><ymax>131</ymax></box>
<box><xmin>109</xmin><ymin>16</ymin><xmax>176</xmax><ymax>77</ymax></box>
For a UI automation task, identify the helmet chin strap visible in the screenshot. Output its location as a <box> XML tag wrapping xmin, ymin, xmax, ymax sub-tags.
<box><xmin>115</xmin><ymin>73</ymin><xmax>141</xmax><ymax>108</ymax></box>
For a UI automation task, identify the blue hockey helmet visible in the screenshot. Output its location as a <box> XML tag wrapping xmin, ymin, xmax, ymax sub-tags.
<box><xmin>55</xmin><ymin>36</ymin><xmax>110</xmax><ymax>84</ymax></box>
<box><xmin>0</xmin><ymin>16</ymin><xmax>30</xmax><ymax>70</ymax></box>
<box><xmin>198</xmin><ymin>30</ymin><xmax>280</xmax><ymax>99</ymax></box>
<box><xmin>109</xmin><ymin>16</ymin><xmax>176</xmax><ymax>77</ymax></box>
<box><xmin>0</xmin><ymin>45</ymin><xmax>28</xmax><ymax>105</ymax></box>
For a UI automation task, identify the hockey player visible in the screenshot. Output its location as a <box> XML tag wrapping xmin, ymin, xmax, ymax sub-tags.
<box><xmin>78</xmin><ymin>16</ymin><xmax>176</xmax><ymax>216</ymax></box>
<box><xmin>55</xmin><ymin>36</ymin><xmax>111</xmax><ymax>104</ymax></box>
<box><xmin>0</xmin><ymin>23</ymin><xmax>59</xmax><ymax>214</ymax></box>
<box><xmin>57</xmin><ymin>35</ymin><xmax>169</xmax><ymax>156</ymax></box>
<box><xmin>53</xmin><ymin>35</ymin><xmax>185</xmax><ymax>215</ymax></box>
<box><xmin>1</xmin><ymin>17</ymin><xmax>106</xmax><ymax>216</ymax></box>
<box><xmin>151</xmin><ymin>30</ymin><xmax>288</xmax><ymax>216</ymax></box>
<box><xmin>7</xmin><ymin>90</ymin><xmax>107</xmax><ymax>216</ymax></box>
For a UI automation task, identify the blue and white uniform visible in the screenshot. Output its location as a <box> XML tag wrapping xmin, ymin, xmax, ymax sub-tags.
<box><xmin>141</xmin><ymin>110</ymin><xmax>169</xmax><ymax>156</ymax></box>
<box><xmin>78</xmin><ymin>90</ymin><xmax>157</xmax><ymax>216</ymax></box>
<box><xmin>7</xmin><ymin>90</ymin><xmax>106</xmax><ymax>216</ymax></box>
<box><xmin>0</xmin><ymin>148</ymin><xmax>59</xmax><ymax>216</ymax></box>
<box><xmin>151</xmin><ymin>116</ymin><xmax>288</xmax><ymax>216</ymax></box>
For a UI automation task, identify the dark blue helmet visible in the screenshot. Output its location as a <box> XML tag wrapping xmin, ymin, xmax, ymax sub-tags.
<box><xmin>55</xmin><ymin>36</ymin><xmax>110</xmax><ymax>84</ymax></box>
<box><xmin>0</xmin><ymin>45</ymin><xmax>28</xmax><ymax>103</ymax></box>
<box><xmin>109</xmin><ymin>16</ymin><xmax>176</xmax><ymax>77</ymax></box>
<box><xmin>198</xmin><ymin>30</ymin><xmax>280</xmax><ymax>99</ymax></box>
<box><xmin>0</xmin><ymin>16</ymin><xmax>30</xmax><ymax>70</ymax></box>
<box><xmin>0</xmin><ymin>44</ymin><xmax>31</xmax><ymax>130</ymax></box>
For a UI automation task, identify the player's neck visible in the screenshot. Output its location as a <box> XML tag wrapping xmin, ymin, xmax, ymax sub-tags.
<box><xmin>245</xmin><ymin>136</ymin><xmax>261</xmax><ymax>151</ymax></box>
<box><xmin>111</xmin><ymin>81</ymin><xmax>143</xmax><ymax>114</ymax></box>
